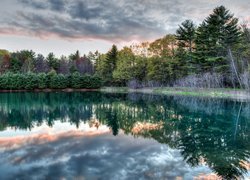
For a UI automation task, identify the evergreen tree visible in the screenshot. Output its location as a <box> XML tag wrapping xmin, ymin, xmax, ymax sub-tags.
<box><xmin>102</xmin><ymin>45</ymin><xmax>118</xmax><ymax>84</ymax></box>
<box><xmin>195</xmin><ymin>6</ymin><xmax>241</xmax><ymax>75</ymax></box>
<box><xmin>47</xmin><ymin>52</ymin><xmax>59</xmax><ymax>71</ymax></box>
<box><xmin>176</xmin><ymin>20</ymin><xmax>196</xmax><ymax>54</ymax></box>
<box><xmin>106</xmin><ymin>45</ymin><xmax>118</xmax><ymax>71</ymax></box>
<box><xmin>176</xmin><ymin>20</ymin><xmax>196</xmax><ymax>74</ymax></box>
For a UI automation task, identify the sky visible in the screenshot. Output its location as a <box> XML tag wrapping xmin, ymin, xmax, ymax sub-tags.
<box><xmin>0</xmin><ymin>0</ymin><xmax>249</xmax><ymax>57</ymax></box>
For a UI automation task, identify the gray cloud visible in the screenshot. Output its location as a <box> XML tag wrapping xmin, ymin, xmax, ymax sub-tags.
<box><xmin>68</xmin><ymin>1</ymin><xmax>103</xmax><ymax>20</ymax></box>
<box><xmin>0</xmin><ymin>0</ymin><xmax>249</xmax><ymax>43</ymax></box>
<box><xmin>20</xmin><ymin>0</ymin><xmax>67</xmax><ymax>11</ymax></box>
<box><xmin>49</xmin><ymin>0</ymin><xmax>66</xmax><ymax>11</ymax></box>
<box><xmin>19</xmin><ymin>0</ymin><xmax>48</xmax><ymax>9</ymax></box>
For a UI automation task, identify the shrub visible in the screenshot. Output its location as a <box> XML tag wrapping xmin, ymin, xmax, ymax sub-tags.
<box><xmin>49</xmin><ymin>74</ymin><xmax>68</xmax><ymax>89</ymax></box>
<box><xmin>241</xmin><ymin>71</ymin><xmax>250</xmax><ymax>90</ymax></box>
<box><xmin>71</xmin><ymin>72</ymin><xmax>82</xmax><ymax>88</ymax></box>
<box><xmin>24</xmin><ymin>73</ymin><xmax>38</xmax><ymax>90</ymax></box>
<box><xmin>173</xmin><ymin>73</ymin><xmax>224</xmax><ymax>88</ymax></box>
<box><xmin>0</xmin><ymin>72</ymin><xmax>103</xmax><ymax>90</ymax></box>
<box><xmin>90</xmin><ymin>75</ymin><xmax>103</xmax><ymax>89</ymax></box>
<box><xmin>37</xmin><ymin>73</ymin><xmax>47</xmax><ymax>89</ymax></box>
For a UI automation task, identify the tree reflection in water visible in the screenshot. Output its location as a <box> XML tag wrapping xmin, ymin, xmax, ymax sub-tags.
<box><xmin>0</xmin><ymin>92</ymin><xmax>249</xmax><ymax>179</ymax></box>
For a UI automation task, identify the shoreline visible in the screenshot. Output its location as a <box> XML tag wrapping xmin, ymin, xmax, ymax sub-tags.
<box><xmin>100</xmin><ymin>87</ymin><xmax>250</xmax><ymax>100</ymax></box>
<box><xmin>1</xmin><ymin>87</ymin><xmax>250</xmax><ymax>100</ymax></box>
<box><xmin>0</xmin><ymin>88</ymin><xmax>99</xmax><ymax>93</ymax></box>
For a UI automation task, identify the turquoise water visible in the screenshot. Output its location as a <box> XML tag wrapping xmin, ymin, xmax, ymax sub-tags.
<box><xmin>0</xmin><ymin>92</ymin><xmax>249</xmax><ymax>180</ymax></box>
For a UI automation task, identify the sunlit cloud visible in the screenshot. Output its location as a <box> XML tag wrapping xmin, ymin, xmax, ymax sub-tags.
<box><xmin>0</xmin><ymin>0</ymin><xmax>249</xmax><ymax>55</ymax></box>
<box><xmin>0</xmin><ymin>0</ymin><xmax>249</xmax><ymax>42</ymax></box>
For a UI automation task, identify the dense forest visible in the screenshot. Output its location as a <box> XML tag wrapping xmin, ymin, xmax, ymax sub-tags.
<box><xmin>0</xmin><ymin>6</ymin><xmax>250</xmax><ymax>90</ymax></box>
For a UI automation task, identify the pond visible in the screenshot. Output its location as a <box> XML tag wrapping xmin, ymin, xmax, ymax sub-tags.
<box><xmin>0</xmin><ymin>92</ymin><xmax>249</xmax><ymax>180</ymax></box>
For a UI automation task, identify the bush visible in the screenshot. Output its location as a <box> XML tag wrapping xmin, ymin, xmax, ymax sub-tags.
<box><xmin>127</xmin><ymin>79</ymin><xmax>142</xmax><ymax>89</ymax></box>
<box><xmin>24</xmin><ymin>73</ymin><xmax>38</xmax><ymax>90</ymax></box>
<box><xmin>0</xmin><ymin>73</ymin><xmax>26</xmax><ymax>90</ymax></box>
<box><xmin>173</xmin><ymin>73</ymin><xmax>224</xmax><ymax>88</ymax></box>
<box><xmin>70</xmin><ymin>72</ymin><xmax>82</xmax><ymax>88</ymax></box>
<box><xmin>241</xmin><ymin>71</ymin><xmax>250</xmax><ymax>90</ymax></box>
<box><xmin>49</xmin><ymin>73</ymin><xmax>68</xmax><ymax>89</ymax></box>
<box><xmin>90</xmin><ymin>75</ymin><xmax>103</xmax><ymax>89</ymax></box>
<box><xmin>37</xmin><ymin>73</ymin><xmax>47</xmax><ymax>89</ymax></box>
<box><xmin>0</xmin><ymin>72</ymin><xmax>103</xmax><ymax>90</ymax></box>
<box><xmin>80</xmin><ymin>75</ymin><xmax>102</xmax><ymax>89</ymax></box>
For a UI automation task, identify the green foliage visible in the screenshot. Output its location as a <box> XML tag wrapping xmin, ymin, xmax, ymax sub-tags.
<box><xmin>69</xmin><ymin>72</ymin><xmax>103</xmax><ymax>89</ymax></box>
<box><xmin>0</xmin><ymin>72</ymin><xmax>103</xmax><ymax>90</ymax></box>
<box><xmin>96</xmin><ymin>45</ymin><xmax>118</xmax><ymax>84</ymax></box>
<box><xmin>70</xmin><ymin>72</ymin><xmax>82</xmax><ymax>88</ymax></box>
<box><xmin>24</xmin><ymin>73</ymin><xmax>38</xmax><ymax>90</ymax></box>
<box><xmin>37</xmin><ymin>73</ymin><xmax>47</xmax><ymax>89</ymax></box>
<box><xmin>47</xmin><ymin>52</ymin><xmax>59</xmax><ymax>71</ymax></box>
<box><xmin>48</xmin><ymin>72</ymin><xmax>68</xmax><ymax>89</ymax></box>
<box><xmin>0</xmin><ymin>49</ymin><xmax>9</xmax><ymax>57</ymax></box>
<box><xmin>0</xmin><ymin>6</ymin><xmax>249</xmax><ymax>89</ymax></box>
<box><xmin>194</xmin><ymin>6</ymin><xmax>241</xmax><ymax>74</ymax></box>
<box><xmin>147</xmin><ymin>57</ymin><xmax>174</xmax><ymax>84</ymax></box>
<box><xmin>106</xmin><ymin>45</ymin><xmax>118</xmax><ymax>70</ymax></box>
<box><xmin>176</xmin><ymin>20</ymin><xmax>196</xmax><ymax>74</ymax></box>
<box><xmin>69</xmin><ymin>50</ymin><xmax>80</xmax><ymax>61</ymax></box>
<box><xmin>0</xmin><ymin>50</ymin><xmax>10</xmax><ymax>73</ymax></box>
<box><xmin>149</xmin><ymin>35</ymin><xmax>176</xmax><ymax>57</ymax></box>
<box><xmin>10</xmin><ymin>57</ymin><xmax>22</xmax><ymax>73</ymax></box>
<box><xmin>90</xmin><ymin>75</ymin><xmax>103</xmax><ymax>88</ymax></box>
<box><xmin>0</xmin><ymin>73</ymin><xmax>28</xmax><ymax>90</ymax></box>
<box><xmin>10</xmin><ymin>50</ymin><xmax>36</xmax><ymax>73</ymax></box>
<box><xmin>176</xmin><ymin>20</ymin><xmax>196</xmax><ymax>49</ymax></box>
<box><xmin>133</xmin><ymin>56</ymin><xmax>148</xmax><ymax>82</ymax></box>
<box><xmin>113</xmin><ymin>47</ymin><xmax>135</xmax><ymax>85</ymax></box>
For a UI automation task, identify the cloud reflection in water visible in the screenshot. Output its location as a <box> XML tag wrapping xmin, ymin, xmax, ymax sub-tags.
<box><xmin>0</xmin><ymin>121</ymin><xmax>212</xmax><ymax>180</ymax></box>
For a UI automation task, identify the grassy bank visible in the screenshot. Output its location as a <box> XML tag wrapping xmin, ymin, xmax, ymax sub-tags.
<box><xmin>101</xmin><ymin>87</ymin><xmax>250</xmax><ymax>100</ymax></box>
<box><xmin>1</xmin><ymin>86</ymin><xmax>249</xmax><ymax>100</ymax></box>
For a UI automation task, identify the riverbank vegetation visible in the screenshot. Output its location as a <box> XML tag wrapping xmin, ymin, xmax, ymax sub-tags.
<box><xmin>0</xmin><ymin>6</ymin><xmax>250</xmax><ymax>90</ymax></box>
<box><xmin>0</xmin><ymin>72</ymin><xmax>102</xmax><ymax>90</ymax></box>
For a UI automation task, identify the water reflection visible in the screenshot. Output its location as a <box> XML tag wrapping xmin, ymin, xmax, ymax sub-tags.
<box><xmin>0</xmin><ymin>92</ymin><xmax>249</xmax><ymax>179</ymax></box>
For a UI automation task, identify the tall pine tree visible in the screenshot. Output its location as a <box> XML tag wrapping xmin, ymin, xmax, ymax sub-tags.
<box><xmin>195</xmin><ymin>6</ymin><xmax>241</xmax><ymax>75</ymax></box>
<box><xmin>98</xmin><ymin>44</ymin><xmax>118</xmax><ymax>84</ymax></box>
<box><xmin>176</xmin><ymin>20</ymin><xmax>196</xmax><ymax>74</ymax></box>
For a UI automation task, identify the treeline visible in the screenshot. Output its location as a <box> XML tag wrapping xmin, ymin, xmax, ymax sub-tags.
<box><xmin>95</xmin><ymin>6</ymin><xmax>250</xmax><ymax>89</ymax></box>
<box><xmin>0</xmin><ymin>6</ymin><xmax>250</xmax><ymax>89</ymax></box>
<box><xmin>0</xmin><ymin>49</ymin><xmax>103</xmax><ymax>89</ymax></box>
<box><xmin>0</xmin><ymin>72</ymin><xmax>102</xmax><ymax>90</ymax></box>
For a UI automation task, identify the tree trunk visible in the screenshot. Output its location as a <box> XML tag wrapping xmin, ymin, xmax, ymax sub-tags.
<box><xmin>228</xmin><ymin>48</ymin><xmax>242</xmax><ymax>88</ymax></box>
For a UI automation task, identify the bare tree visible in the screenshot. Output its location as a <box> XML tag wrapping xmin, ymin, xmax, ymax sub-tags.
<box><xmin>34</xmin><ymin>54</ymin><xmax>49</xmax><ymax>73</ymax></box>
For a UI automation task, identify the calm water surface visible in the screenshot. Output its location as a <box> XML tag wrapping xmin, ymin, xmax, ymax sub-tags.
<box><xmin>0</xmin><ymin>92</ymin><xmax>249</xmax><ymax>180</ymax></box>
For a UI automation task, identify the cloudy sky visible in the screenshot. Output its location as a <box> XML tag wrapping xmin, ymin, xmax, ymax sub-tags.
<box><xmin>0</xmin><ymin>0</ymin><xmax>249</xmax><ymax>56</ymax></box>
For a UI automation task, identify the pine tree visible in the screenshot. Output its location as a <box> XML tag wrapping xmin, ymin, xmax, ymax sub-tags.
<box><xmin>176</xmin><ymin>20</ymin><xmax>196</xmax><ymax>74</ymax></box>
<box><xmin>195</xmin><ymin>6</ymin><xmax>241</xmax><ymax>75</ymax></box>
<box><xmin>194</xmin><ymin>22</ymin><xmax>214</xmax><ymax>73</ymax></box>
<box><xmin>96</xmin><ymin>45</ymin><xmax>118</xmax><ymax>84</ymax></box>
<box><xmin>176</xmin><ymin>20</ymin><xmax>196</xmax><ymax>54</ymax></box>
<box><xmin>106</xmin><ymin>45</ymin><xmax>118</xmax><ymax>72</ymax></box>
